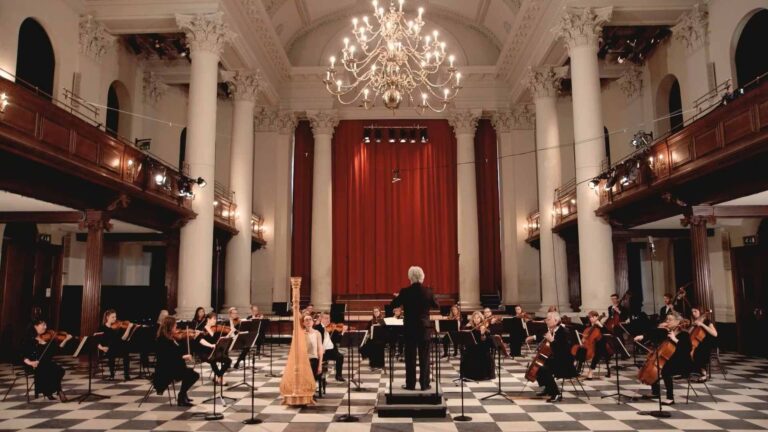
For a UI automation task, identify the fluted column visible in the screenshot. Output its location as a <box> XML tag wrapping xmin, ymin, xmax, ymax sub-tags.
<box><xmin>273</xmin><ymin>112</ymin><xmax>298</xmax><ymax>304</ymax></box>
<box><xmin>492</xmin><ymin>107</ymin><xmax>540</xmax><ymax>309</ymax></box>
<box><xmin>223</xmin><ymin>70</ymin><xmax>260</xmax><ymax>314</ymax></box>
<box><xmin>449</xmin><ymin>110</ymin><xmax>481</xmax><ymax>310</ymax></box>
<box><xmin>525</xmin><ymin>66</ymin><xmax>572</xmax><ymax>313</ymax></box>
<box><xmin>554</xmin><ymin>7</ymin><xmax>615</xmax><ymax>313</ymax></box>
<box><xmin>308</xmin><ymin>111</ymin><xmax>338</xmax><ymax>311</ymax></box>
<box><xmin>176</xmin><ymin>12</ymin><xmax>234</xmax><ymax>317</ymax></box>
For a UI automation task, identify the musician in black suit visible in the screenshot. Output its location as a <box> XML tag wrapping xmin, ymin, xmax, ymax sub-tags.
<box><xmin>659</xmin><ymin>294</ymin><xmax>674</xmax><ymax>322</ymax></box>
<box><xmin>154</xmin><ymin>316</ymin><xmax>199</xmax><ymax>407</ymax></box>
<box><xmin>390</xmin><ymin>266</ymin><xmax>439</xmax><ymax>391</ymax></box>
<box><xmin>525</xmin><ymin>311</ymin><xmax>576</xmax><ymax>402</ymax></box>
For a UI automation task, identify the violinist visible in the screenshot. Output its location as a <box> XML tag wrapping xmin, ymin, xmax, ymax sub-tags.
<box><xmin>248</xmin><ymin>305</ymin><xmax>264</xmax><ymax>320</ymax></box>
<box><xmin>314</xmin><ymin>312</ymin><xmax>345</xmax><ymax>382</ymax></box>
<box><xmin>363</xmin><ymin>307</ymin><xmax>385</xmax><ymax>369</ymax></box>
<box><xmin>690</xmin><ymin>307</ymin><xmax>718</xmax><ymax>381</ymax></box>
<box><xmin>302</xmin><ymin>304</ymin><xmax>315</xmax><ymax>317</ymax></box>
<box><xmin>460</xmin><ymin>311</ymin><xmax>495</xmax><ymax>381</ymax></box>
<box><xmin>581</xmin><ymin>311</ymin><xmax>609</xmax><ymax>380</ymax></box>
<box><xmin>98</xmin><ymin>309</ymin><xmax>133</xmax><ymax>381</ymax></box>
<box><xmin>633</xmin><ymin>313</ymin><xmax>692</xmax><ymax>405</ymax></box>
<box><xmin>525</xmin><ymin>311</ymin><xmax>576</xmax><ymax>403</ymax></box>
<box><xmin>660</xmin><ymin>294</ymin><xmax>674</xmax><ymax>323</ymax></box>
<box><xmin>154</xmin><ymin>316</ymin><xmax>199</xmax><ymax>407</ymax></box>
<box><xmin>392</xmin><ymin>307</ymin><xmax>405</xmax><ymax>358</ymax></box>
<box><xmin>23</xmin><ymin>319</ymin><xmax>67</xmax><ymax>401</ymax></box>
<box><xmin>196</xmin><ymin>312</ymin><xmax>231</xmax><ymax>385</ymax></box>
<box><xmin>442</xmin><ymin>304</ymin><xmax>461</xmax><ymax>358</ymax></box>
<box><xmin>192</xmin><ymin>307</ymin><xmax>207</xmax><ymax>331</ymax></box>
<box><xmin>482</xmin><ymin>307</ymin><xmax>500</xmax><ymax>326</ymax></box>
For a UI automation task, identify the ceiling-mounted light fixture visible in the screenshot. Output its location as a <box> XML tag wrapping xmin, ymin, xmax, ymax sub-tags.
<box><xmin>392</xmin><ymin>168</ymin><xmax>401</xmax><ymax>183</ymax></box>
<box><xmin>363</xmin><ymin>128</ymin><xmax>371</xmax><ymax>143</ymax></box>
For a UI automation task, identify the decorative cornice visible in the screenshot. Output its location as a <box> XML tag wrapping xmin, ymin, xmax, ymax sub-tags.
<box><xmin>143</xmin><ymin>72</ymin><xmax>168</xmax><ymax>105</ymax></box>
<box><xmin>253</xmin><ymin>106</ymin><xmax>279</xmax><ymax>132</ymax></box>
<box><xmin>448</xmin><ymin>110</ymin><xmax>480</xmax><ymax>135</ymax></box>
<box><xmin>497</xmin><ymin>0</ymin><xmax>546</xmax><ymax>81</ymax></box>
<box><xmin>491</xmin><ymin>110</ymin><xmax>515</xmax><ymax>133</ymax></box>
<box><xmin>492</xmin><ymin>104</ymin><xmax>535</xmax><ymax>132</ymax></box>
<box><xmin>307</xmin><ymin>110</ymin><xmax>339</xmax><ymax>136</ymax></box>
<box><xmin>552</xmin><ymin>6</ymin><xmax>613</xmax><ymax>51</ymax></box>
<box><xmin>276</xmin><ymin>111</ymin><xmax>297</xmax><ymax>135</ymax></box>
<box><xmin>226</xmin><ymin>69</ymin><xmax>262</xmax><ymax>102</ymax></box>
<box><xmin>617</xmin><ymin>66</ymin><xmax>643</xmax><ymax>100</ymax></box>
<box><xmin>263</xmin><ymin>0</ymin><xmax>288</xmax><ymax>17</ymax></box>
<box><xmin>79</xmin><ymin>15</ymin><xmax>115</xmax><ymax>62</ymax></box>
<box><xmin>672</xmin><ymin>4</ymin><xmax>708</xmax><ymax>53</ymax></box>
<box><xmin>175</xmin><ymin>12</ymin><xmax>236</xmax><ymax>56</ymax></box>
<box><xmin>240</xmin><ymin>0</ymin><xmax>292</xmax><ymax>80</ymax></box>
<box><xmin>524</xmin><ymin>65</ymin><xmax>568</xmax><ymax>99</ymax></box>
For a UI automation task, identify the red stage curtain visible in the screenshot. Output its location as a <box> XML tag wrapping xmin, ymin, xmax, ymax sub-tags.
<box><xmin>474</xmin><ymin>119</ymin><xmax>502</xmax><ymax>296</ymax></box>
<box><xmin>290</xmin><ymin>120</ymin><xmax>314</xmax><ymax>300</ymax></box>
<box><xmin>332</xmin><ymin>120</ymin><xmax>458</xmax><ymax>297</ymax></box>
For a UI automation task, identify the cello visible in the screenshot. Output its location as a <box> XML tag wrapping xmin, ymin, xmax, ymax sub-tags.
<box><xmin>689</xmin><ymin>310</ymin><xmax>712</xmax><ymax>357</ymax></box>
<box><xmin>605</xmin><ymin>292</ymin><xmax>629</xmax><ymax>333</ymax></box>
<box><xmin>570</xmin><ymin>313</ymin><xmax>605</xmax><ymax>360</ymax></box>
<box><xmin>525</xmin><ymin>332</ymin><xmax>553</xmax><ymax>382</ymax></box>
<box><xmin>637</xmin><ymin>319</ymin><xmax>690</xmax><ymax>385</ymax></box>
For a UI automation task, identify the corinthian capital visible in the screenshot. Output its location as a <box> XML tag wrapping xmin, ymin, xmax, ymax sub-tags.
<box><xmin>253</xmin><ymin>107</ymin><xmax>278</xmax><ymax>132</ymax></box>
<box><xmin>672</xmin><ymin>4</ymin><xmax>708</xmax><ymax>52</ymax></box>
<box><xmin>524</xmin><ymin>65</ymin><xmax>568</xmax><ymax>99</ymax></box>
<box><xmin>492</xmin><ymin>104</ymin><xmax>535</xmax><ymax>132</ymax></box>
<box><xmin>617</xmin><ymin>66</ymin><xmax>643</xmax><ymax>100</ymax></box>
<box><xmin>226</xmin><ymin>70</ymin><xmax>262</xmax><ymax>102</ymax></box>
<box><xmin>448</xmin><ymin>110</ymin><xmax>480</xmax><ymax>135</ymax></box>
<box><xmin>79</xmin><ymin>15</ymin><xmax>115</xmax><ymax>62</ymax></box>
<box><xmin>553</xmin><ymin>7</ymin><xmax>612</xmax><ymax>51</ymax></box>
<box><xmin>143</xmin><ymin>72</ymin><xmax>168</xmax><ymax>105</ymax></box>
<box><xmin>175</xmin><ymin>12</ymin><xmax>236</xmax><ymax>56</ymax></box>
<box><xmin>307</xmin><ymin>111</ymin><xmax>339</xmax><ymax>136</ymax></box>
<box><xmin>276</xmin><ymin>111</ymin><xmax>297</xmax><ymax>135</ymax></box>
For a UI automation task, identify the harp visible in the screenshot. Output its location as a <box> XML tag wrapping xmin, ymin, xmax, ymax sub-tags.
<box><xmin>279</xmin><ymin>277</ymin><xmax>316</xmax><ymax>405</ymax></box>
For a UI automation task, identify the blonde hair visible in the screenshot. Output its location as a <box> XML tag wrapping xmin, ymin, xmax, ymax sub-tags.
<box><xmin>470</xmin><ymin>311</ymin><xmax>484</xmax><ymax>327</ymax></box>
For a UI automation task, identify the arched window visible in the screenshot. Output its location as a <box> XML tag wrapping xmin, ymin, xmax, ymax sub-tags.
<box><xmin>16</xmin><ymin>18</ymin><xmax>55</xmax><ymax>99</ymax></box>
<box><xmin>105</xmin><ymin>81</ymin><xmax>132</xmax><ymax>139</ymax></box>
<box><xmin>656</xmin><ymin>75</ymin><xmax>683</xmax><ymax>135</ymax></box>
<box><xmin>106</xmin><ymin>84</ymin><xmax>120</xmax><ymax>137</ymax></box>
<box><xmin>734</xmin><ymin>9</ymin><xmax>768</xmax><ymax>87</ymax></box>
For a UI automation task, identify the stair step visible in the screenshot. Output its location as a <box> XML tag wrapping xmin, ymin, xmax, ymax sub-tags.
<box><xmin>376</xmin><ymin>393</ymin><xmax>448</xmax><ymax>418</ymax></box>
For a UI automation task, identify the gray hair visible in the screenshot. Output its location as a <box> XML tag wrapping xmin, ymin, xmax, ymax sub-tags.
<box><xmin>408</xmin><ymin>266</ymin><xmax>425</xmax><ymax>283</ymax></box>
<box><xmin>547</xmin><ymin>311</ymin><xmax>561</xmax><ymax>323</ymax></box>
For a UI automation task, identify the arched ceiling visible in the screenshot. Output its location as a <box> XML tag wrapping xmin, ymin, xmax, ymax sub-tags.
<box><xmin>262</xmin><ymin>0</ymin><xmax>520</xmax><ymax>66</ymax></box>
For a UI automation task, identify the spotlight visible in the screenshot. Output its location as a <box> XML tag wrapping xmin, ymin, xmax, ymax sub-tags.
<box><xmin>604</xmin><ymin>170</ymin><xmax>617</xmax><ymax>190</ymax></box>
<box><xmin>135</xmin><ymin>138</ymin><xmax>152</xmax><ymax>151</ymax></box>
<box><xmin>409</xmin><ymin>129</ymin><xmax>417</xmax><ymax>143</ymax></box>
<box><xmin>588</xmin><ymin>178</ymin><xmax>600</xmax><ymax>190</ymax></box>
<box><xmin>195</xmin><ymin>177</ymin><xmax>207</xmax><ymax>187</ymax></box>
<box><xmin>177</xmin><ymin>178</ymin><xmax>194</xmax><ymax>198</ymax></box>
<box><xmin>392</xmin><ymin>168</ymin><xmax>401</xmax><ymax>183</ymax></box>
<box><xmin>154</xmin><ymin>172</ymin><xmax>166</xmax><ymax>186</ymax></box>
<box><xmin>620</xmin><ymin>175</ymin><xmax>629</xmax><ymax>186</ymax></box>
<box><xmin>399</xmin><ymin>129</ymin><xmax>407</xmax><ymax>143</ymax></box>
<box><xmin>388</xmin><ymin>128</ymin><xmax>396</xmax><ymax>143</ymax></box>
<box><xmin>419</xmin><ymin>128</ymin><xmax>428</xmax><ymax>143</ymax></box>
<box><xmin>374</xmin><ymin>128</ymin><xmax>383</xmax><ymax>143</ymax></box>
<box><xmin>631</xmin><ymin>130</ymin><xmax>653</xmax><ymax>149</ymax></box>
<box><xmin>363</xmin><ymin>128</ymin><xmax>371</xmax><ymax>143</ymax></box>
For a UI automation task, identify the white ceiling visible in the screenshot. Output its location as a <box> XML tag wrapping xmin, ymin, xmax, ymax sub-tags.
<box><xmin>0</xmin><ymin>191</ymin><xmax>158</xmax><ymax>233</ymax></box>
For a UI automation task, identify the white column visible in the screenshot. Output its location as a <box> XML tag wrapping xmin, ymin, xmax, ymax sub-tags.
<box><xmin>525</xmin><ymin>66</ymin><xmax>572</xmax><ymax>313</ymax></box>
<box><xmin>175</xmin><ymin>12</ymin><xmax>234</xmax><ymax>317</ymax></box>
<box><xmin>493</xmin><ymin>106</ymin><xmax>541</xmax><ymax>310</ymax></box>
<box><xmin>308</xmin><ymin>111</ymin><xmax>338</xmax><ymax>312</ymax></box>
<box><xmin>272</xmin><ymin>112</ymin><xmax>297</xmax><ymax>305</ymax></box>
<box><xmin>223</xmin><ymin>70</ymin><xmax>260</xmax><ymax>314</ymax></box>
<box><xmin>554</xmin><ymin>7</ymin><xmax>615</xmax><ymax>313</ymax></box>
<box><xmin>449</xmin><ymin>110</ymin><xmax>481</xmax><ymax>311</ymax></box>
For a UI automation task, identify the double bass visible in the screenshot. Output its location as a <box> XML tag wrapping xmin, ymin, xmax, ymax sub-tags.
<box><xmin>605</xmin><ymin>292</ymin><xmax>629</xmax><ymax>333</ymax></box>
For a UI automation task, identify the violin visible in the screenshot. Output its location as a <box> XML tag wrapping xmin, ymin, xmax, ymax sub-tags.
<box><xmin>38</xmin><ymin>330</ymin><xmax>74</xmax><ymax>347</ymax></box>
<box><xmin>173</xmin><ymin>328</ymin><xmax>200</xmax><ymax>341</ymax></box>
<box><xmin>326</xmin><ymin>323</ymin><xmax>346</xmax><ymax>334</ymax></box>
<box><xmin>110</xmin><ymin>320</ymin><xmax>137</xmax><ymax>330</ymax></box>
<box><xmin>210</xmin><ymin>325</ymin><xmax>232</xmax><ymax>336</ymax></box>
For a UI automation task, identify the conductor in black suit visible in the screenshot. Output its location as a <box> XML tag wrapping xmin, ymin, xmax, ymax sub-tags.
<box><xmin>390</xmin><ymin>266</ymin><xmax>438</xmax><ymax>391</ymax></box>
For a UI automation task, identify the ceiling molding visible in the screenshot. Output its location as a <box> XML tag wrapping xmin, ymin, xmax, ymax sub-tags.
<box><xmin>475</xmin><ymin>0</ymin><xmax>491</xmax><ymax>24</ymax></box>
<box><xmin>294</xmin><ymin>0</ymin><xmax>311</xmax><ymax>26</ymax></box>
<box><xmin>238</xmin><ymin>0</ymin><xmax>292</xmax><ymax>81</ymax></box>
<box><xmin>496</xmin><ymin>0</ymin><xmax>548</xmax><ymax>82</ymax></box>
<box><xmin>263</xmin><ymin>0</ymin><xmax>289</xmax><ymax>17</ymax></box>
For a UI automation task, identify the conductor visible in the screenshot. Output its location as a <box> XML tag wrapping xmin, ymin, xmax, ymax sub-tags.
<box><xmin>390</xmin><ymin>266</ymin><xmax>438</xmax><ymax>391</ymax></box>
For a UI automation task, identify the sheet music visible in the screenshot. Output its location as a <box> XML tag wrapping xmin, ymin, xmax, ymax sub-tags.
<box><xmin>383</xmin><ymin>317</ymin><xmax>403</xmax><ymax>326</ymax></box>
<box><xmin>73</xmin><ymin>335</ymin><xmax>91</xmax><ymax>358</ymax></box>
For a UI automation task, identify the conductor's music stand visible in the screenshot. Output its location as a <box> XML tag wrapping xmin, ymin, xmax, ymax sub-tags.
<box><xmin>75</xmin><ymin>334</ymin><xmax>110</xmax><ymax>404</ymax></box>
<box><xmin>453</xmin><ymin>330</ymin><xmax>476</xmax><ymax>422</ymax></box>
<box><xmin>337</xmin><ymin>330</ymin><xmax>365</xmax><ymax>423</ymax></box>
<box><xmin>601</xmin><ymin>334</ymin><xmax>632</xmax><ymax>404</ymax></box>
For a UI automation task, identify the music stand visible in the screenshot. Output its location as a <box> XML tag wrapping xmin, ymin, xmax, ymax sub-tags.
<box><xmin>453</xmin><ymin>330</ymin><xmax>475</xmax><ymax>422</ymax></box>
<box><xmin>241</xmin><ymin>322</ymin><xmax>264</xmax><ymax>426</ymax></box>
<box><xmin>74</xmin><ymin>334</ymin><xmax>110</xmax><ymax>404</ymax></box>
<box><xmin>203</xmin><ymin>336</ymin><xmax>236</xmax><ymax>420</ymax></box>
<box><xmin>228</xmin><ymin>320</ymin><xmax>260</xmax><ymax>390</ymax></box>
<box><xmin>337</xmin><ymin>330</ymin><xmax>364</xmax><ymax>423</ymax></box>
<box><xmin>482</xmin><ymin>334</ymin><xmax>513</xmax><ymax>402</ymax></box>
<box><xmin>264</xmin><ymin>319</ymin><xmax>281</xmax><ymax>378</ymax></box>
<box><xmin>437</xmin><ymin>319</ymin><xmax>459</xmax><ymax>358</ymax></box>
<box><xmin>373</xmin><ymin>325</ymin><xmax>395</xmax><ymax>398</ymax></box>
<box><xmin>601</xmin><ymin>334</ymin><xmax>632</xmax><ymax>403</ymax></box>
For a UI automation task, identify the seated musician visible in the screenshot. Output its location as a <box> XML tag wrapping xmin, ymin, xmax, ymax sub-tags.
<box><xmin>508</xmin><ymin>305</ymin><xmax>529</xmax><ymax>357</ymax></box>
<box><xmin>482</xmin><ymin>307</ymin><xmax>500</xmax><ymax>326</ymax></box>
<box><xmin>607</xmin><ymin>294</ymin><xmax>629</xmax><ymax>331</ymax></box>
<box><xmin>98</xmin><ymin>309</ymin><xmax>133</xmax><ymax>381</ymax></box>
<box><xmin>460</xmin><ymin>311</ymin><xmax>495</xmax><ymax>381</ymax></box>
<box><xmin>634</xmin><ymin>313</ymin><xmax>692</xmax><ymax>405</ymax></box>
<box><xmin>154</xmin><ymin>316</ymin><xmax>199</xmax><ymax>407</ymax></box>
<box><xmin>303</xmin><ymin>314</ymin><xmax>324</xmax><ymax>380</ymax></box>
<box><xmin>196</xmin><ymin>312</ymin><xmax>232</xmax><ymax>385</ymax></box>
<box><xmin>192</xmin><ymin>307</ymin><xmax>207</xmax><ymax>331</ymax></box>
<box><xmin>393</xmin><ymin>307</ymin><xmax>405</xmax><ymax>357</ymax></box>
<box><xmin>23</xmin><ymin>319</ymin><xmax>66</xmax><ymax>401</ymax></box>
<box><xmin>525</xmin><ymin>311</ymin><xmax>576</xmax><ymax>403</ymax></box>
<box><xmin>442</xmin><ymin>304</ymin><xmax>461</xmax><ymax>358</ymax></box>
<box><xmin>302</xmin><ymin>304</ymin><xmax>315</xmax><ymax>317</ymax></box>
<box><xmin>314</xmin><ymin>312</ymin><xmax>346</xmax><ymax>382</ymax></box>
<box><xmin>247</xmin><ymin>304</ymin><xmax>265</xmax><ymax>356</ymax></box>
<box><xmin>227</xmin><ymin>307</ymin><xmax>242</xmax><ymax>330</ymax></box>
<box><xmin>582</xmin><ymin>310</ymin><xmax>609</xmax><ymax>380</ymax></box>
<box><xmin>659</xmin><ymin>294</ymin><xmax>674</xmax><ymax>322</ymax></box>
<box><xmin>141</xmin><ymin>310</ymin><xmax>168</xmax><ymax>370</ymax></box>
<box><xmin>690</xmin><ymin>307</ymin><xmax>718</xmax><ymax>381</ymax></box>
<box><xmin>362</xmin><ymin>307</ymin><xmax>385</xmax><ymax>369</ymax></box>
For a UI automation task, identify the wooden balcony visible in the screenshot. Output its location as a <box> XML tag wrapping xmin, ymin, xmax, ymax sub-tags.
<box><xmin>525</xmin><ymin>210</ymin><xmax>540</xmax><ymax>246</ymax></box>
<box><xmin>552</xmin><ymin>178</ymin><xmax>577</xmax><ymax>232</ymax></box>
<box><xmin>0</xmin><ymin>77</ymin><xmax>194</xmax><ymax>230</ymax></box>
<box><xmin>595</xmin><ymin>75</ymin><xmax>768</xmax><ymax>227</ymax></box>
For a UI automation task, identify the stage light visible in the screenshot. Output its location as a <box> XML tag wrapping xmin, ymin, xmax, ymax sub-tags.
<box><xmin>409</xmin><ymin>129</ymin><xmax>417</xmax><ymax>143</ymax></box>
<box><xmin>420</xmin><ymin>128</ymin><xmax>428</xmax><ymax>143</ymax></box>
<box><xmin>154</xmin><ymin>172</ymin><xmax>166</xmax><ymax>186</ymax></box>
<box><xmin>374</xmin><ymin>128</ymin><xmax>382</xmax><ymax>143</ymax></box>
<box><xmin>363</xmin><ymin>128</ymin><xmax>371</xmax><ymax>143</ymax></box>
<box><xmin>392</xmin><ymin>168</ymin><xmax>401</xmax><ymax>183</ymax></box>
<box><xmin>399</xmin><ymin>129</ymin><xmax>407</xmax><ymax>143</ymax></box>
<box><xmin>588</xmin><ymin>178</ymin><xmax>599</xmax><ymax>189</ymax></box>
<box><xmin>604</xmin><ymin>170</ymin><xmax>617</xmax><ymax>190</ymax></box>
<box><xmin>631</xmin><ymin>130</ymin><xmax>653</xmax><ymax>149</ymax></box>
<box><xmin>195</xmin><ymin>177</ymin><xmax>207</xmax><ymax>187</ymax></box>
<box><xmin>0</xmin><ymin>93</ymin><xmax>8</xmax><ymax>112</ymax></box>
<box><xmin>135</xmin><ymin>138</ymin><xmax>152</xmax><ymax>151</ymax></box>
<box><xmin>388</xmin><ymin>128</ymin><xmax>396</xmax><ymax>143</ymax></box>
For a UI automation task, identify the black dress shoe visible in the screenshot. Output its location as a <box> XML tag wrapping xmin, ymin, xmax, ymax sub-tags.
<box><xmin>421</xmin><ymin>385</ymin><xmax>432</xmax><ymax>391</ymax></box>
<box><xmin>178</xmin><ymin>399</ymin><xmax>194</xmax><ymax>407</ymax></box>
<box><xmin>641</xmin><ymin>393</ymin><xmax>660</xmax><ymax>400</ymax></box>
<box><xmin>547</xmin><ymin>394</ymin><xmax>563</xmax><ymax>403</ymax></box>
<box><xmin>335</xmin><ymin>376</ymin><xmax>346</xmax><ymax>382</ymax></box>
<box><xmin>401</xmin><ymin>385</ymin><xmax>415</xmax><ymax>390</ymax></box>
<box><xmin>45</xmin><ymin>393</ymin><xmax>56</xmax><ymax>401</ymax></box>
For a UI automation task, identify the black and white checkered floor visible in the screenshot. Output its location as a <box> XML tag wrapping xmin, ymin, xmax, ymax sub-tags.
<box><xmin>2</xmin><ymin>345</ymin><xmax>768</xmax><ymax>431</ymax></box>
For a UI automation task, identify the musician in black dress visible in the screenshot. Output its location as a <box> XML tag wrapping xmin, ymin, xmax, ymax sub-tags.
<box><xmin>362</xmin><ymin>307</ymin><xmax>385</xmax><ymax>369</ymax></box>
<box><xmin>392</xmin><ymin>307</ymin><xmax>405</xmax><ymax>357</ymax></box>
<box><xmin>390</xmin><ymin>266</ymin><xmax>439</xmax><ymax>391</ymax></box>
<box><xmin>690</xmin><ymin>307</ymin><xmax>718</xmax><ymax>381</ymax></box>
<box><xmin>154</xmin><ymin>316</ymin><xmax>199</xmax><ymax>407</ymax></box>
<box><xmin>460</xmin><ymin>311</ymin><xmax>495</xmax><ymax>381</ymax></box>
<box><xmin>23</xmin><ymin>319</ymin><xmax>66</xmax><ymax>401</ymax></box>
<box><xmin>634</xmin><ymin>313</ymin><xmax>692</xmax><ymax>405</ymax></box>
<box><xmin>441</xmin><ymin>304</ymin><xmax>461</xmax><ymax>358</ymax></box>
<box><xmin>196</xmin><ymin>312</ymin><xmax>231</xmax><ymax>385</ymax></box>
<box><xmin>314</xmin><ymin>312</ymin><xmax>346</xmax><ymax>382</ymax></box>
<box><xmin>97</xmin><ymin>309</ymin><xmax>133</xmax><ymax>381</ymax></box>
<box><xmin>192</xmin><ymin>307</ymin><xmax>207</xmax><ymax>331</ymax></box>
<box><xmin>525</xmin><ymin>311</ymin><xmax>576</xmax><ymax>402</ymax></box>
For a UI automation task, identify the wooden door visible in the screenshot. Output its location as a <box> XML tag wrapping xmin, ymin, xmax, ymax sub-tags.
<box><xmin>732</xmin><ymin>245</ymin><xmax>768</xmax><ymax>356</ymax></box>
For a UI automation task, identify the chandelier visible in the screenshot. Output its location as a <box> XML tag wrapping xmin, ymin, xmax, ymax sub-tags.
<box><xmin>323</xmin><ymin>0</ymin><xmax>461</xmax><ymax>113</ymax></box>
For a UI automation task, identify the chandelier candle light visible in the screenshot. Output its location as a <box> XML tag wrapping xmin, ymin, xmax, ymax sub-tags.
<box><xmin>323</xmin><ymin>0</ymin><xmax>461</xmax><ymax>112</ymax></box>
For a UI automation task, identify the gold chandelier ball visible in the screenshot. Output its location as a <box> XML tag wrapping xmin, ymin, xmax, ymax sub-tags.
<box><xmin>383</xmin><ymin>88</ymin><xmax>402</xmax><ymax>109</ymax></box>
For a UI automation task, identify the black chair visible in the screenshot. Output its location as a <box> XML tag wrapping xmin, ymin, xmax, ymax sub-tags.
<box><xmin>2</xmin><ymin>362</ymin><xmax>34</xmax><ymax>403</ymax></box>
<box><xmin>685</xmin><ymin>372</ymin><xmax>716</xmax><ymax>404</ymax></box>
<box><xmin>556</xmin><ymin>369</ymin><xmax>589</xmax><ymax>400</ymax></box>
<box><xmin>139</xmin><ymin>380</ymin><xmax>177</xmax><ymax>407</ymax></box>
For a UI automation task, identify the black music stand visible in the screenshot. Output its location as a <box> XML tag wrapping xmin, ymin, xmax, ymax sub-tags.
<box><xmin>229</xmin><ymin>320</ymin><xmax>260</xmax><ymax>390</ymax></box>
<box><xmin>453</xmin><ymin>330</ymin><xmax>475</xmax><ymax>422</ymax></box>
<box><xmin>337</xmin><ymin>330</ymin><xmax>364</xmax><ymax>423</ymax></box>
<box><xmin>264</xmin><ymin>318</ymin><xmax>281</xmax><ymax>378</ymax></box>
<box><xmin>75</xmin><ymin>334</ymin><xmax>110</xmax><ymax>404</ymax></box>
<box><xmin>438</xmin><ymin>319</ymin><xmax>459</xmax><ymax>358</ymax></box>
<box><xmin>374</xmin><ymin>325</ymin><xmax>396</xmax><ymax>398</ymax></box>
<box><xmin>503</xmin><ymin>317</ymin><xmax>527</xmax><ymax>357</ymax></box>
<box><xmin>242</xmin><ymin>324</ymin><xmax>264</xmax><ymax>425</ymax></box>
<box><xmin>600</xmin><ymin>334</ymin><xmax>632</xmax><ymax>403</ymax></box>
<box><xmin>482</xmin><ymin>334</ymin><xmax>513</xmax><ymax>402</ymax></box>
<box><xmin>203</xmin><ymin>336</ymin><xmax>236</xmax><ymax>420</ymax></box>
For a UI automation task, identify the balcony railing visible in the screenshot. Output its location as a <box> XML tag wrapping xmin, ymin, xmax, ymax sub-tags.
<box><xmin>525</xmin><ymin>210</ymin><xmax>540</xmax><ymax>241</ymax></box>
<box><xmin>251</xmin><ymin>214</ymin><xmax>266</xmax><ymax>248</ymax></box>
<box><xmin>553</xmin><ymin>178</ymin><xmax>577</xmax><ymax>228</ymax></box>
<box><xmin>213</xmin><ymin>182</ymin><xmax>237</xmax><ymax>231</ymax></box>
